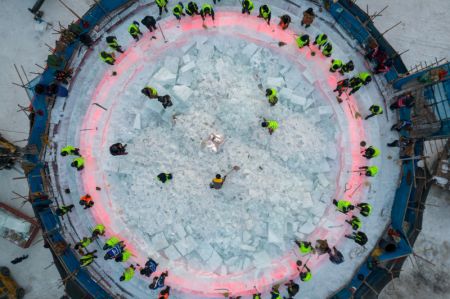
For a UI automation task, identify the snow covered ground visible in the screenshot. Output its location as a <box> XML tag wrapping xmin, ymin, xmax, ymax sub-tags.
<box><xmin>0</xmin><ymin>0</ymin><xmax>449</xmax><ymax>298</ymax></box>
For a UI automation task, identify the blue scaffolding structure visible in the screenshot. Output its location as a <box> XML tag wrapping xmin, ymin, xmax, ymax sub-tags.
<box><xmin>24</xmin><ymin>0</ymin><xmax>447</xmax><ymax>298</ymax></box>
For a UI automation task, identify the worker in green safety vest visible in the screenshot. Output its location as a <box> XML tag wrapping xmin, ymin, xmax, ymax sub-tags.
<box><xmin>185</xmin><ymin>2</ymin><xmax>200</xmax><ymax>16</ymax></box>
<box><xmin>261</xmin><ymin>119</ymin><xmax>278</xmax><ymax>135</ymax></box>
<box><xmin>200</xmin><ymin>4</ymin><xmax>215</xmax><ymax>21</ymax></box>
<box><xmin>116</xmin><ymin>249</ymin><xmax>132</xmax><ymax>262</ymax></box>
<box><xmin>357</xmin><ymin>202</ymin><xmax>372</xmax><ymax>217</ymax></box>
<box><xmin>346</xmin><ymin>215</ymin><xmax>362</xmax><ymax>230</ymax></box>
<box><xmin>322</xmin><ymin>42</ymin><xmax>333</xmax><ymax>57</ymax></box>
<box><xmin>296</xmin><ymin>34</ymin><xmax>310</xmax><ymax>48</ymax></box>
<box><xmin>313</xmin><ymin>33</ymin><xmax>328</xmax><ymax>49</ymax></box>
<box><xmin>295</xmin><ymin>240</ymin><xmax>315</xmax><ymax>255</ymax></box>
<box><xmin>252</xmin><ymin>292</ymin><xmax>262</xmax><ymax>299</ymax></box>
<box><xmin>258</xmin><ymin>5</ymin><xmax>271</xmax><ymax>24</ymax></box>
<box><xmin>363</xmin><ymin>146</ymin><xmax>380</xmax><ymax>159</ymax></box>
<box><xmin>74</xmin><ymin>237</ymin><xmax>93</xmax><ymax>250</ymax></box>
<box><xmin>80</xmin><ymin>250</ymin><xmax>97</xmax><ymax>267</ymax></box>
<box><xmin>92</xmin><ymin>224</ymin><xmax>106</xmax><ymax>238</ymax></box>
<box><xmin>365</xmin><ymin>105</ymin><xmax>383</xmax><ymax>120</ymax></box>
<box><xmin>103</xmin><ymin>236</ymin><xmax>121</xmax><ymax>250</ymax></box>
<box><xmin>265</xmin><ymin>88</ymin><xmax>278</xmax><ymax>106</ymax></box>
<box><xmin>358</xmin><ymin>72</ymin><xmax>372</xmax><ymax>85</ymax></box>
<box><xmin>345</xmin><ymin>231</ymin><xmax>368</xmax><ymax>246</ymax></box>
<box><xmin>156</xmin><ymin>0</ymin><xmax>169</xmax><ymax>16</ymax></box>
<box><xmin>120</xmin><ymin>264</ymin><xmax>136</xmax><ymax>281</ymax></box>
<box><xmin>348</xmin><ymin>76</ymin><xmax>364</xmax><ymax>95</ymax></box>
<box><xmin>296</xmin><ymin>260</ymin><xmax>312</xmax><ymax>282</ymax></box>
<box><xmin>141</xmin><ymin>86</ymin><xmax>158</xmax><ymax>99</ymax></box>
<box><xmin>128</xmin><ymin>21</ymin><xmax>142</xmax><ymax>41</ymax></box>
<box><xmin>332</xmin><ymin>199</ymin><xmax>355</xmax><ymax>214</ymax></box>
<box><xmin>242</xmin><ymin>0</ymin><xmax>254</xmax><ymax>14</ymax></box>
<box><xmin>172</xmin><ymin>2</ymin><xmax>186</xmax><ymax>20</ymax></box>
<box><xmin>106</xmin><ymin>36</ymin><xmax>124</xmax><ymax>53</ymax></box>
<box><xmin>99</xmin><ymin>51</ymin><xmax>115</xmax><ymax>65</ymax></box>
<box><xmin>60</xmin><ymin>145</ymin><xmax>80</xmax><ymax>156</ymax></box>
<box><xmin>157</xmin><ymin>173</ymin><xmax>173</xmax><ymax>183</ymax></box>
<box><xmin>340</xmin><ymin>60</ymin><xmax>354</xmax><ymax>74</ymax></box>
<box><xmin>71</xmin><ymin>156</ymin><xmax>85</xmax><ymax>171</ymax></box>
<box><xmin>329</xmin><ymin>59</ymin><xmax>343</xmax><ymax>72</ymax></box>
<box><xmin>359</xmin><ymin>165</ymin><xmax>378</xmax><ymax>177</ymax></box>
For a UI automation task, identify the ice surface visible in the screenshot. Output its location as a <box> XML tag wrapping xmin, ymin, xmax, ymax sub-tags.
<box><xmin>172</xmin><ymin>85</ymin><xmax>193</xmax><ymax>103</ymax></box>
<box><xmin>165</xmin><ymin>245</ymin><xmax>182</xmax><ymax>260</ymax></box>
<box><xmin>151</xmin><ymin>232</ymin><xmax>170</xmax><ymax>251</ymax></box>
<box><xmin>154</xmin><ymin>67</ymin><xmax>177</xmax><ymax>86</ymax></box>
<box><xmin>164</xmin><ymin>56</ymin><xmax>180</xmax><ymax>74</ymax></box>
<box><xmin>180</xmin><ymin>61</ymin><xmax>196</xmax><ymax>73</ymax></box>
<box><xmin>133</xmin><ymin>113</ymin><xmax>141</xmax><ymax>130</ymax></box>
<box><xmin>266</xmin><ymin>77</ymin><xmax>285</xmax><ymax>88</ymax></box>
<box><xmin>174</xmin><ymin>236</ymin><xmax>197</xmax><ymax>256</ymax></box>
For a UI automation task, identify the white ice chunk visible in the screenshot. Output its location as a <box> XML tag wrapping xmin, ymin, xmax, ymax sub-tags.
<box><xmin>206</xmin><ymin>250</ymin><xmax>223</xmax><ymax>271</ymax></box>
<box><xmin>279</xmin><ymin>88</ymin><xmax>293</xmax><ymax>99</ymax></box>
<box><xmin>177</xmin><ymin>71</ymin><xmax>193</xmax><ymax>85</ymax></box>
<box><xmin>197</xmin><ymin>242</ymin><xmax>214</xmax><ymax>261</ymax></box>
<box><xmin>266</xmin><ymin>77</ymin><xmax>285</xmax><ymax>88</ymax></box>
<box><xmin>318</xmin><ymin>106</ymin><xmax>334</xmax><ymax>116</ymax></box>
<box><xmin>253</xmin><ymin>251</ymin><xmax>271</xmax><ymax>266</ymax></box>
<box><xmin>180</xmin><ymin>61</ymin><xmax>196</xmax><ymax>73</ymax></box>
<box><xmin>301</xmin><ymin>192</ymin><xmax>313</xmax><ymax>208</ymax></box>
<box><xmin>242</xmin><ymin>43</ymin><xmax>259</xmax><ymax>58</ymax></box>
<box><xmin>182</xmin><ymin>54</ymin><xmax>191</xmax><ymax>64</ymax></box>
<box><xmin>298</xmin><ymin>221</ymin><xmax>315</xmax><ymax>234</ymax></box>
<box><xmin>151</xmin><ymin>232</ymin><xmax>169</xmax><ymax>251</ymax></box>
<box><xmin>164</xmin><ymin>245</ymin><xmax>182</xmax><ymax>260</ymax></box>
<box><xmin>302</xmin><ymin>69</ymin><xmax>316</xmax><ymax>84</ymax></box>
<box><xmin>164</xmin><ymin>56</ymin><xmax>180</xmax><ymax>74</ymax></box>
<box><xmin>312</xmin><ymin>161</ymin><xmax>331</xmax><ymax>173</ymax></box>
<box><xmin>174</xmin><ymin>236</ymin><xmax>197</xmax><ymax>256</ymax></box>
<box><xmin>268</xmin><ymin>221</ymin><xmax>283</xmax><ymax>243</ymax></box>
<box><xmin>154</xmin><ymin>67</ymin><xmax>177</xmax><ymax>86</ymax></box>
<box><xmin>316</xmin><ymin>173</ymin><xmax>329</xmax><ymax>187</ymax></box>
<box><xmin>181</xmin><ymin>41</ymin><xmax>195</xmax><ymax>53</ymax></box>
<box><xmin>172</xmin><ymin>85</ymin><xmax>193</xmax><ymax>103</ymax></box>
<box><xmin>173</xmin><ymin>223</ymin><xmax>186</xmax><ymax>238</ymax></box>
<box><xmin>133</xmin><ymin>113</ymin><xmax>141</xmax><ymax>130</ymax></box>
<box><xmin>240</xmin><ymin>244</ymin><xmax>256</xmax><ymax>252</ymax></box>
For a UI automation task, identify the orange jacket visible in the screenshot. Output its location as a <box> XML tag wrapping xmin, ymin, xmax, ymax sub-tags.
<box><xmin>80</xmin><ymin>194</ymin><xmax>93</xmax><ymax>203</ymax></box>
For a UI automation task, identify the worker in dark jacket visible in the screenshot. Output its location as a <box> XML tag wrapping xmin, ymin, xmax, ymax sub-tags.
<box><xmin>141</xmin><ymin>16</ymin><xmax>157</xmax><ymax>32</ymax></box>
<box><xmin>110</xmin><ymin>143</ymin><xmax>128</xmax><ymax>155</ymax></box>
<box><xmin>345</xmin><ymin>231</ymin><xmax>368</xmax><ymax>246</ymax></box>
<box><xmin>210</xmin><ymin>174</ymin><xmax>225</xmax><ymax>189</ymax></box>
<box><xmin>157</xmin><ymin>173</ymin><xmax>173</xmax><ymax>183</ymax></box>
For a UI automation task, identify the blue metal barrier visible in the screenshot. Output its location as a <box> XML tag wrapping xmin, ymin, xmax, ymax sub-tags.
<box><xmin>27</xmin><ymin>1</ymin><xmax>134</xmax><ymax>298</ymax></box>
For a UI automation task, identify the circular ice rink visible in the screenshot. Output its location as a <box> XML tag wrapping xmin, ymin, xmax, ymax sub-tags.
<box><xmin>51</xmin><ymin>2</ymin><xmax>400</xmax><ymax>298</ymax></box>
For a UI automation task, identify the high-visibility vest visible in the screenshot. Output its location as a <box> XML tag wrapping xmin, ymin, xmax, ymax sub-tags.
<box><xmin>121</xmin><ymin>250</ymin><xmax>132</xmax><ymax>262</ymax></box>
<box><xmin>107</xmin><ymin>38</ymin><xmax>119</xmax><ymax>49</ymax></box>
<box><xmin>81</xmin><ymin>237</ymin><xmax>92</xmax><ymax>248</ymax></box>
<box><xmin>260</xmin><ymin>5</ymin><xmax>271</xmax><ymax>19</ymax></box>
<box><xmin>296</xmin><ymin>35</ymin><xmax>310</xmax><ymax>48</ymax></box>
<box><xmin>73</xmin><ymin>157</ymin><xmax>85</xmax><ymax>167</ymax></box>
<box><xmin>243</xmin><ymin>0</ymin><xmax>254</xmax><ymax>11</ymax></box>
<box><xmin>301</xmin><ymin>271</ymin><xmax>312</xmax><ymax>281</ymax></box>
<box><xmin>106</xmin><ymin>237</ymin><xmax>120</xmax><ymax>247</ymax></box>
<box><xmin>128</xmin><ymin>23</ymin><xmax>140</xmax><ymax>36</ymax></box>
<box><xmin>271</xmin><ymin>291</ymin><xmax>282</xmax><ymax>299</ymax></box>
<box><xmin>202</xmin><ymin>4</ymin><xmax>213</xmax><ymax>14</ymax></box>
<box><xmin>351</xmin><ymin>217</ymin><xmax>362</xmax><ymax>230</ymax></box>
<box><xmin>322</xmin><ymin>42</ymin><xmax>333</xmax><ymax>56</ymax></box>
<box><xmin>359</xmin><ymin>72</ymin><xmax>371</xmax><ymax>83</ymax></box>
<box><xmin>267</xmin><ymin>88</ymin><xmax>277</xmax><ymax>102</ymax></box>
<box><xmin>358</xmin><ymin>203</ymin><xmax>372</xmax><ymax>217</ymax></box>
<box><xmin>299</xmin><ymin>242</ymin><xmax>312</xmax><ymax>254</ymax></box>
<box><xmin>144</xmin><ymin>86</ymin><xmax>158</xmax><ymax>96</ymax></box>
<box><xmin>173</xmin><ymin>4</ymin><xmax>183</xmax><ymax>16</ymax></box>
<box><xmin>61</xmin><ymin>145</ymin><xmax>76</xmax><ymax>155</ymax></box>
<box><xmin>330</xmin><ymin>59</ymin><xmax>343</xmax><ymax>71</ymax></box>
<box><xmin>367</xmin><ymin>166</ymin><xmax>378</xmax><ymax>176</ymax></box>
<box><xmin>366</xmin><ymin>146</ymin><xmax>380</xmax><ymax>158</ymax></box>
<box><xmin>80</xmin><ymin>254</ymin><xmax>94</xmax><ymax>267</ymax></box>
<box><xmin>315</xmin><ymin>34</ymin><xmax>327</xmax><ymax>46</ymax></box>
<box><xmin>123</xmin><ymin>266</ymin><xmax>135</xmax><ymax>281</ymax></box>
<box><xmin>267</xmin><ymin>120</ymin><xmax>278</xmax><ymax>131</ymax></box>
<box><xmin>337</xmin><ymin>200</ymin><xmax>352</xmax><ymax>213</ymax></box>
<box><xmin>212</xmin><ymin>177</ymin><xmax>223</xmax><ymax>184</ymax></box>
<box><xmin>93</xmin><ymin>224</ymin><xmax>105</xmax><ymax>235</ymax></box>
<box><xmin>100</xmin><ymin>52</ymin><xmax>114</xmax><ymax>64</ymax></box>
<box><xmin>155</xmin><ymin>0</ymin><xmax>167</xmax><ymax>8</ymax></box>
<box><xmin>369</xmin><ymin>105</ymin><xmax>383</xmax><ymax>115</ymax></box>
